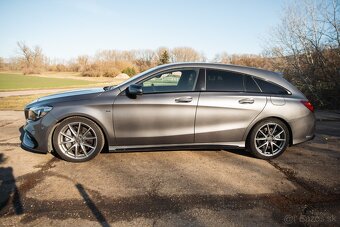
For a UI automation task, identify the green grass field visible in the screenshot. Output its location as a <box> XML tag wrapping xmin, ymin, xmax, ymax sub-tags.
<box><xmin>0</xmin><ymin>73</ymin><xmax>99</xmax><ymax>91</ymax></box>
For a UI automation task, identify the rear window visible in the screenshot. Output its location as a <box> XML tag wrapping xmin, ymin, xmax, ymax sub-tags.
<box><xmin>254</xmin><ymin>78</ymin><xmax>290</xmax><ymax>95</ymax></box>
<box><xmin>206</xmin><ymin>69</ymin><xmax>243</xmax><ymax>92</ymax></box>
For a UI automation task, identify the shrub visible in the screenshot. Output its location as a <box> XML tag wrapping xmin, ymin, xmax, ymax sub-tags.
<box><xmin>103</xmin><ymin>68</ymin><xmax>120</xmax><ymax>77</ymax></box>
<box><xmin>23</xmin><ymin>67</ymin><xmax>41</xmax><ymax>75</ymax></box>
<box><xmin>122</xmin><ymin>67</ymin><xmax>137</xmax><ymax>77</ymax></box>
<box><xmin>82</xmin><ymin>70</ymin><xmax>101</xmax><ymax>77</ymax></box>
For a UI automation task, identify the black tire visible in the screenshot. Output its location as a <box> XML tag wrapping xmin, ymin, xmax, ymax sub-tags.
<box><xmin>52</xmin><ymin>116</ymin><xmax>105</xmax><ymax>162</ymax></box>
<box><xmin>246</xmin><ymin>118</ymin><xmax>290</xmax><ymax>160</ymax></box>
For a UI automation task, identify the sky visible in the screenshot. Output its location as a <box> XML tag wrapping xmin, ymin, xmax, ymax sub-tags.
<box><xmin>0</xmin><ymin>0</ymin><xmax>285</xmax><ymax>61</ymax></box>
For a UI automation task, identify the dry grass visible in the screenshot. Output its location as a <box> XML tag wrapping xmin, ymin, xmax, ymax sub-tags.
<box><xmin>0</xmin><ymin>94</ymin><xmax>51</xmax><ymax>111</ymax></box>
<box><xmin>32</xmin><ymin>71</ymin><xmax>118</xmax><ymax>82</ymax></box>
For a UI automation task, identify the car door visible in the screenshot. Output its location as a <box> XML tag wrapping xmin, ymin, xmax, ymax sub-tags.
<box><xmin>195</xmin><ymin>69</ymin><xmax>267</xmax><ymax>143</ymax></box>
<box><xmin>113</xmin><ymin>68</ymin><xmax>200</xmax><ymax>146</ymax></box>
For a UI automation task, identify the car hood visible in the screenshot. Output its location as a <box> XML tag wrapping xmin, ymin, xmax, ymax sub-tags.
<box><xmin>26</xmin><ymin>88</ymin><xmax>104</xmax><ymax>108</ymax></box>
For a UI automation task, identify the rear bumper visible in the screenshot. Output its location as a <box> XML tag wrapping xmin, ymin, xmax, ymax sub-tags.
<box><xmin>289</xmin><ymin>112</ymin><xmax>316</xmax><ymax>145</ymax></box>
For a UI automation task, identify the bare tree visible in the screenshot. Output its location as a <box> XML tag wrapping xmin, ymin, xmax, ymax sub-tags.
<box><xmin>17</xmin><ymin>41</ymin><xmax>45</xmax><ymax>74</ymax></box>
<box><xmin>170</xmin><ymin>47</ymin><xmax>203</xmax><ymax>62</ymax></box>
<box><xmin>265</xmin><ymin>0</ymin><xmax>340</xmax><ymax>108</ymax></box>
<box><xmin>76</xmin><ymin>55</ymin><xmax>90</xmax><ymax>73</ymax></box>
<box><xmin>321</xmin><ymin>0</ymin><xmax>340</xmax><ymax>48</ymax></box>
<box><xmin>134</xmin><ymin>49</ymin><xmax>155</xmax><ymax>72</ymax></box>
<box><xmin>213</xmin><ymin>52</ymin><xmax>231</xmax><ymax>64</ymax></box>
<box><xmin>0</xmin><ymin>57</ymin><xmax>4</xmax><ymax>70</ymax></box>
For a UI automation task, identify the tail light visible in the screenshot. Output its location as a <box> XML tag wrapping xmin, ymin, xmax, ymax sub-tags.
<box><xmin>301</xmin><ymin>100</ymin><xmax>314</xmax><ymax>112</ymax></box>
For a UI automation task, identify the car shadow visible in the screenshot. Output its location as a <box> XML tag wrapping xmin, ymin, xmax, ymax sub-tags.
<box><xmin>221</xmin><ymin>148</ymin><xmax>253</xmax><ymax>158</ymax></box>
<box><xmin>0</xmin><ymin>153</ymin><xmax>24</xmax><ymax>215</ymax></box>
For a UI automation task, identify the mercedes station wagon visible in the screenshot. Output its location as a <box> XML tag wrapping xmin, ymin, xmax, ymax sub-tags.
<box><xmin>22</xmin><ymin>63</ymin><xmax>315</xmax><ymax>162</ymax></box>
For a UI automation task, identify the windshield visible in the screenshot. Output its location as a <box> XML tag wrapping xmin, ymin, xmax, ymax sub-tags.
<box><xmin>104</xmin><ymin>67</ymin><xmax>159</xmax><ymax>90</ymax></box>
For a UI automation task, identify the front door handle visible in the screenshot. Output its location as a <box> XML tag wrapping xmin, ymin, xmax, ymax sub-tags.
<box><xmin>175</xmin><ymin>96</ymin><xmax>193</xmax><ymax>103</ymax></box>
<box><xmin>238</xmin><ymin>98</ymin><xmax>254</xmax><ymax>104</ymax></box>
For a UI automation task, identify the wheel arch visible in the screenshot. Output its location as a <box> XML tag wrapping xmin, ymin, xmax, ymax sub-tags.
<box><xmin>245</xmin><ymin>116</ymin><xmax>293</xmax><ymax>147</ymax></box>
<box><xmin>48</xmin><ymin>114</ymin><xmax>110</xmax><ymax>152</ymax></box>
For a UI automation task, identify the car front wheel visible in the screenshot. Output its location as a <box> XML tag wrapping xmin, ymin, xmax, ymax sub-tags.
<box><xmin>52</xmin><ymin>116</ymin><xmax>105</xmax><ymax>162</ymax></box>
<box><xmin>247</xmin><ymin>118</ymin><xmax>290</xmax><ymax>159</ymax></box>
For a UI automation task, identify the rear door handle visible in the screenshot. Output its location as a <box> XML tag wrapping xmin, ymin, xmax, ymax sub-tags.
<box><xmin>238</xmin><ymin>98</ymin><xmax>254</xmax><ymax>104</ymax></box>
<box><xmin>175</xmin><ymin>96</ymin><xmax>193</xmax><ymax>103</ymax></box>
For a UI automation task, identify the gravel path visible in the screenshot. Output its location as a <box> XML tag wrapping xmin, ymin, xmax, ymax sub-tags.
<box><xmin>0</xmin><ymin>110</ymin><xmax>339</xmax><ymax>226</ymax></box>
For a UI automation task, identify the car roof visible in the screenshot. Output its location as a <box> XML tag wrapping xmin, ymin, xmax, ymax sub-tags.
<box><xmin>156</xmin><ymin>62</ymin><xmax>281</xmax><ymax>80</ymax></box>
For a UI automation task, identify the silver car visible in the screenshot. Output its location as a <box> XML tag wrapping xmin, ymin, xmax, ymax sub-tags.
<box><xmin>22</xmin><ymin>63</ymin><xmax>315</xmax><ymax>162</ymax></box>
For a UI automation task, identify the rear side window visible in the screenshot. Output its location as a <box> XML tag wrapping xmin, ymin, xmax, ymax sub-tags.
<box><xmin>206</xmin><ymin>69</ymin><xmax>243</xmax><ymax>92</ymax></box>
<box><xmin>254</xmin><ymin>78</ymin><xmax>289</xmax><ymax>95</ymax></box>
<box><xmin>244</xmin><ymin>76</ymin><xmax>261</xmax><ymax>93</ymax></box>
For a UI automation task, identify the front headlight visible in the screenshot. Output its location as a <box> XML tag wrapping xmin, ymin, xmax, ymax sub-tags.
<box><xmin>28</xmin><ymin>106</ymin><xmax>53</xmax><ymax>121</ymax></box>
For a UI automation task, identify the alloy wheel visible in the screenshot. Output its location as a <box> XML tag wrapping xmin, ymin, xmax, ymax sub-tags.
<box><xmin>254</xmin><ymin>123</ymin><xmax>286</xmax><ymax>157</ymax></box>
<box><xmin>57</xmin><ymin>122</ymin><xmax>98</xmax><ymax>159</ymax></box>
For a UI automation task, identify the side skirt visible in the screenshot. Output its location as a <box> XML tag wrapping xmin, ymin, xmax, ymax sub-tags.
<box><xmin>109</xmin><ymin>142</ymin><xmax>245</xmax><ymax>152</ymax></box>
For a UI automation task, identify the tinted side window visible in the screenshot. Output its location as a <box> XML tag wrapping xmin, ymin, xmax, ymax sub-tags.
<box><xmin>206</xmin><ymin>69</ymin><xmax>244</xmax><ymax>92</ymax></box>
<box><xmin>254</xmin><ymin>78</ymin><xmax>289</xmax><ymax>95</ymax></box>
<box><xmin>244</xmin><ymin>76</ymin><xmax>261</xmax><ymax>93</ymax></box>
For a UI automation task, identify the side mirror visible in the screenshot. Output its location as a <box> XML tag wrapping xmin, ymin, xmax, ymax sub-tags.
<box><xmin>126</xmin><ymin>84</ymin><xmax>143</xmax><ymax>98</ymax></box>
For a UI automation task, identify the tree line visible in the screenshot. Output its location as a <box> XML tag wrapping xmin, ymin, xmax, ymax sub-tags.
<box><xmin>0</xmin><ymin>0</ymin><xmax>339</xmax><ymax>109</ymax></box>
<box><xmin>0</xmin><ymin>46</ymin><xmax>206</xmax><ymax>77</ymax></box>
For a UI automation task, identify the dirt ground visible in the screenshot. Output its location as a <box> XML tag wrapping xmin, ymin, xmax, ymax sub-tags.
<box><xmin>0</xmin><ymin>110</ymin><xmax>339</xmax><ymax>226</ymax></box>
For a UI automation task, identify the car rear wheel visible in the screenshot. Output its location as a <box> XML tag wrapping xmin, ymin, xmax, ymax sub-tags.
<box><xmin>247</xmin><ymin>118</ymin><xmax>290</xmax><ymax>159</ymax></box>
<box><xmin>52</xmin><ymin>117</ymin><xmax>104</xmax><ymax>162</ymax></box>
